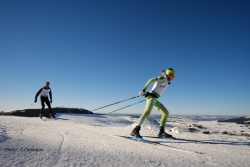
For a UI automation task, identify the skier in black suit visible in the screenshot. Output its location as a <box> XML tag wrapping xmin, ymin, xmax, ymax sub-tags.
<box><xmin>34</xmin><ymin>81</ymin><xmax>53</xmax><ymax>118</ymax></box>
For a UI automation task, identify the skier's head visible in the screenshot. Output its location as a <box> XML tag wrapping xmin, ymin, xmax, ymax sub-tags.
<box><xmin>166</xmin><ymin>68</ymin><xmax>175</xmax><ymax>80</ymax></box>
<box><xmin>45</xmin><ymin>81</ymin><xmax>50</xmax><ymax>88</ymax></box>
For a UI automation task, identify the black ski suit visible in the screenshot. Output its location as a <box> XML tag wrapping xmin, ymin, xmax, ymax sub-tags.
<box><xmin>35</xmin><ymin>86</ymin><xmax>52</xmax><ymax>114</ymax></box>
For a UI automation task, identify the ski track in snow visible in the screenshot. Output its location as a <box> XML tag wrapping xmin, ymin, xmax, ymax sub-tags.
<box><xmin>46</xmin><ymin>120</ymin><xmax>65</xmax><ymax>167</ymax></box>
<box><xmin>0</xmin><ymin>114</ymin><xmax>250</xmax><ymax>167</ymax></box>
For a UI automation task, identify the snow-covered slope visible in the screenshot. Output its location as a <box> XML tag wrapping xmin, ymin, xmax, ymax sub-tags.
<box><xmin>0</xmin><ymin>114</ymin><xmax>249</xmax><ymax>167</ymax></box>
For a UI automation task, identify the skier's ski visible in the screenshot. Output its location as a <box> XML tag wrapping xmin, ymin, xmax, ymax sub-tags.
<box><xmin>54</xmin><ymin>118</ymin><xmax>70</xmax><ymax>120</ymax></box>
<box><xmin>39</xmin><ymin>117</ymin><xmax>70</xmax><ymax>121</ymax></box>
<box><xmin>113</xmin><ymin>135</ymin><xmax>204</xmax><ymax>154</ymax></box>
<box><xmin>144</xmin><ymin>136</ymin><xmax>232</xmax><ymax>145</ymax></box>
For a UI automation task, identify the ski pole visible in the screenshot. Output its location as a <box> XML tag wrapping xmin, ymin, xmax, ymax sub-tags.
<box><xmin>105</xmin><ymin>99</ymin><xmax>146</xmax><ymax>115</ymax></box>
<box><xmin>91</xmin><ymin>95</ymin><xmax>139</xmax><ymax>112</ymax></box>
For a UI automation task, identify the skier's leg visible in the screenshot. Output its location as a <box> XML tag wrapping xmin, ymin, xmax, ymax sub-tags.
<box><xmin>131</xmin><ymin>96</ymin><xmax>157</xmax><ymax>138</ymax></box>
<box><xmin>40</xmin><ymin>97</ymin><xmax>45</xmax><ymax>115</ymax></box>
<box><xmin>154</xmin><ymin>101</ymin><xmax>169</xmax><ymax>126</ymax></box>
<box><xmin>137</xmin><ymin>96</ymin><xmax>157</xmax><ymax>126</ymax></box>
<box><xmin>154</xmin><ymin>101</ymin><xmax>172</xmax><ymax>137</ymax></box>
<box><xmin>39</xmin><ymin>97</ymin><xmax>45</xmax><ymax>118</ymax></box>
<box><xmin>45</xmin><ymin>98</ymin><xmax>53</xmax><ymax>117</ymax></box>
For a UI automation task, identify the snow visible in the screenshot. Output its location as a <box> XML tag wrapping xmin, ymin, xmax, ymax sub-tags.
<box><xmin>0</xmin><ymin>114</ymin><xmax>250</xmax><ymax>167</ymax></box>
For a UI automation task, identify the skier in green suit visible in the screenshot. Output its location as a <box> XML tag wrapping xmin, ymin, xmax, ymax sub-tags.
<box><xmin>130</xmin><ymin>68</ymin><xmax>176</xmax><ymax>138</ymax></box>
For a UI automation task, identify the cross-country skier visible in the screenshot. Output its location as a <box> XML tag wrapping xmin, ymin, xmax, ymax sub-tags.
<box><xmin>34</xmin><ymin>81</ymin><xmax>53</xmax><ymax>119</ymax></box>
<box><xmin>130</xmin><ymin>68</ymin><xmax>176</xmax><ymax>138</ymax></box>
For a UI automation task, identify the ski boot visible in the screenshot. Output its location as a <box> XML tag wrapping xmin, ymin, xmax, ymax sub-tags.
<box><xmin>158</xmin><ymin>126</ymin><xmax>173</xmax><ymax>138</ymax></box>
<box><xmin>130</xmin><ymin>125</ymin><xmax>142</xmax><ymax>138</ymax></box>
<box><xmin>49</xmin><ymin>113</ymin><xmax>53</xmax><ymax>118</ymax></box>
<box><xmin>39</xmin><ymin>114</ymin><xmax>43</xmax><ymax>119</ymax></box>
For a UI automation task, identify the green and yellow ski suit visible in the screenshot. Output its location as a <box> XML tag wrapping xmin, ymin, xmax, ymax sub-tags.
<box><xmin>137</xmin><ymin>76</ymin><xmax>171</xmax><ymax>127</ymax></box>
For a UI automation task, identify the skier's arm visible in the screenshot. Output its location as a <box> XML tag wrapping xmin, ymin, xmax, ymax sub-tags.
<box><xmin>142</xmin><ymin>76</ymin><xmax>166</xmax><ymax>91</ymax></box>
<box><xmin>142</xmin><ymin>78</ymin><xmax>156</xmax><ymax>92</ymax></box>
<box><xmin>49</xmin><ymin>89</ymin><xmax>52</xmax><ymax>102</ymax></box>
<box><xmin>35</xmin><ymin>88</ymin><xmax>42</xmax><ymax>101</ymax></box>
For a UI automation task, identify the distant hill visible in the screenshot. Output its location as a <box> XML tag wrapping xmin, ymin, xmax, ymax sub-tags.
<box><xmin>218</xmin><ymin>116</ymin><xmax>250</xmax><ymax>124</ymax></box>
<box><xmin>5</xmin><ymin>107</ymin><xmax>93</xmax><ymax>118</ymax></box>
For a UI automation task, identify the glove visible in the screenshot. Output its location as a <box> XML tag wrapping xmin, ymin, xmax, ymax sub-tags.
<box><xmin>34</xmin><ymin>99</ymin><xmax>37</xmax><ymax>103</ymax></box>
<box><xmin>138</xmin><ymin>90</ymin><xmax>145</xmax><ymax>96</ymax></box>
<box><xmin>50</xmin><ymin>100</ymin><xmax>52</xmax><ymax>103</ymax></box>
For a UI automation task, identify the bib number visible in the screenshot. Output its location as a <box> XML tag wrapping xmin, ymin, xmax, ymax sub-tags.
<box><xmin>42</xmin><ymin>93</ymin><xmax>48</xmax><ymax>97</ymax></box>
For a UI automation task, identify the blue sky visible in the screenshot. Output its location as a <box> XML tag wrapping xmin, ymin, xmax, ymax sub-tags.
<box><xmin>1</xmin><ymin>0</ymin><xmax>249</xmax><ymax>115</ymax></box>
